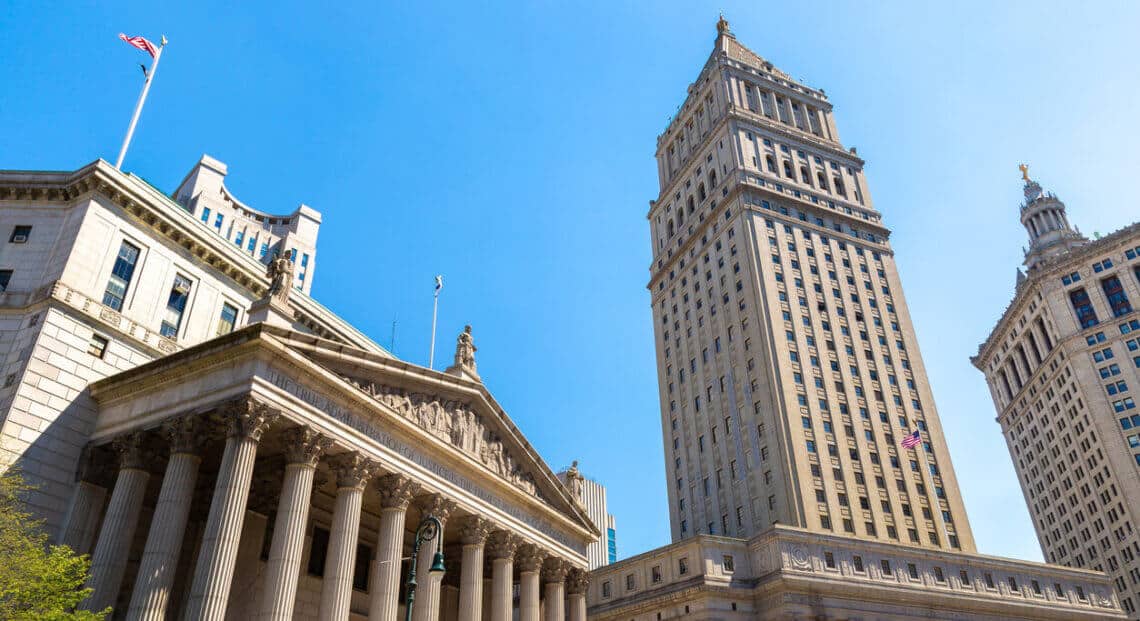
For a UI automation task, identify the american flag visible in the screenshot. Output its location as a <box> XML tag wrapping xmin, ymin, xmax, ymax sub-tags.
<box><xmin>900</xmin><ymin>430</ymin><xmax>921</xmax><ymax>449</ymax></box>
<box><xmin>119</xmin><ymin>33</ymin><xmax>157</xmax><ymax>58</ymax></box>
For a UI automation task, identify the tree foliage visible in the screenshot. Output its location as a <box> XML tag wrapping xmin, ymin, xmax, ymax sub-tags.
<box><xmin>0</xmin><ymin>470</ymin><xmax>109</xmax><ymax>620</ymax></box>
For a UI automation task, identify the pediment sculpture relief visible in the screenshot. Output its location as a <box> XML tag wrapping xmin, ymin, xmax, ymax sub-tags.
<box><xmin>338</xmin><ymin>374</ymin><xmax>542</xmax><ymax>499</ymax></box>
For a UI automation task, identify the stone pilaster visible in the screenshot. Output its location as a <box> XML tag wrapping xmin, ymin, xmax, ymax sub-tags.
<box><xmin>457</xmin><ymin>517</ymin><xmax>493</xmax><ymax>621</ymax></box>
<box><xmin>412</xmin><ymin>494</ymin><xmax>457</xmax><ymax>621</ymax></box>
<box><xmin>84</xmin><ymin>432</ymin><xmax>152</xmax><ymax>613</ymax></box>
<box><xmin>516</xmin><ymin>544</ymin><xmax>545</xmax><ymax>621</ymax></box>
<box><xmin>565</xmin><ymin>570</ymin><xmax>588</xmax><ymax>621</ymax></box>
<box><xmin>126</xmin><ymin>416</ymin><xmax>205</xmax><ymax>621</ymax></box>
<box><xmin>259</xmin><ymin>426</ymin><xmax>330</xmax><ymax>621</ymax></box>
<box><xmin>184</xmin><ymin>399</ymin><xmax>276</xmax><ymax>621</ymax></box>
<box><xmin>318</xmin><ymin>452</ymin><xmax>377</xmax><ymax>621</ymax></box>
<box><xmin>369</xmin><ymin>473</ymin><xmax>420</xmax><ymax>621</ymax></box>
<box><xmin>487</xmin><ymin>531</ymin><xmax>519</xmax><ymax>621</ymax></box>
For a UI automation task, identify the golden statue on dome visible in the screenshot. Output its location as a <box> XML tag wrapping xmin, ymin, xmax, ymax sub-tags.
<box><xmin>1019</xmin><ymin>163</ymin><xmax>1031</xmax><ymax>182</ymax></box>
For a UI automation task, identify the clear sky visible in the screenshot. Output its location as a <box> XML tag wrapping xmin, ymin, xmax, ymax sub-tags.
<box><xmin>3</xmin><ymin>0</ymin><xmax>1139</xmax><ymax>562</ymax></box>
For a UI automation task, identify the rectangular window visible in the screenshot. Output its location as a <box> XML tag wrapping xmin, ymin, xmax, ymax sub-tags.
<box><xmin>87</xmin><ymin>334</ymin><xmax>109</xmax><ymax>358</ymax></box>
<box><xmin>9</xmin><ymin>225</ymin><xmax>31</xmax><ymax>243</ymax></box>
<box><xmin>1070</xmin><ymin>287</ymin><xmax>1099</xmax><ymax>328</ymax></box>
<box><xmin>1102</xmin><ymin>275</ymin><xmax>1133</xmax><ymax>317</ymax></box>
<box><xmin>200</xmin><ymin>207</ymin><xmax>211</xmax><ymax>223</ymax></box>
<box><xmin>0</xmin><ymin>270</ymin><xmax>11</xmax><ymax>292</ymax></box>
<box><xmin>247</xmin><ymin>235</ymin><xmax>257</xmax><ymax>252</ymax></box>
<box><xmin>103</xmin><ymin>241</ymin><xmax>141</xmax><ymax>311</ymax></box>
<box><xmin>160</xmin><ymin>274</ymin><xmax>193</xmax><ymax>338</ymax></box>
<box><xmin>214</xmin><ymin>213</ymin><xmax>224</xmax><ymax>231</ymax></box>
<box><xmin>216</xmin><ymin>302</ymin><xmax>238</xmax><ymax>336</ymax></box>
<box><xmin>723</xmin><ymin>555</ymin><xmax>735</xmax><ymax>573</ymax></box>
<box><xmin>234</xmin><ymin>230</ymin><xmax>244</xmax><ymax>246</ymax></box>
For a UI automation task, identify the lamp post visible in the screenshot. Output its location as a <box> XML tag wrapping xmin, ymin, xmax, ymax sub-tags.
<box><xmin>404</xmin><ymin>515</ymin><xmax>446</xmax><ymax>621</ymax></box>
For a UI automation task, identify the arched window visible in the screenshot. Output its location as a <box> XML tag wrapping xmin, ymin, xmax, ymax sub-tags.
<box><xmin>800</xmin><ymin>166</ymin><xmax>811</xmax><ymax>185</ymax></box>
<box><xmin>766</xmin><ymin>156</ymin><xmax>776</xmax><ymax>173</ymax></box>
<box><xmin>698</xmin><ymin>184</ymin><xmax>707</xmax><ymax>201</ymax></box>
<box><xmin>833</xmin><ymin>176</ymin><xmax>846</xmax><ymax>197</ymax></box>
<box><xmin>783</xmin><ymin>161</ymin><xmax>794</xmax><ymax>178</ymax></box>
<box><xmin>817</xmin><ymin>171</ymin><xmax>828</xmax><ymax>190</ymax></box>
<box><xmin>687</xmin><ymin>196</ymin><xmax>695</xmax><ymax>214</ymax></box>
<box><xmin>708</xmin><ymin>170</ymin><xmax>717</xmax><ymax>188</ymax></box>
<box><xmin>667</xmin><ymin>219</ymin><xmax>676</xmax><ymax>237</ymax></box>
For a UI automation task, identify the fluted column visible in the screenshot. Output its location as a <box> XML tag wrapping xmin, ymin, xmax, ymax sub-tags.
<box><xmin>126</xmin><ymin>417</ymin><xmax>205</xmax><ymax>621</ymax></box>
<box><xmin>184</xmin><ymin>399</ymin><xmax>276</xmax><ymax>621</ymax></box>
<box><xmin>83</xmin><ymin>432</ymin><xmax>152</xmax><ymax>613</ymax></box>
<box><xmin>412</xmin><ymin>494</ymin><xmax>457</xmax><ymax>621</ymax></box>
<box><xmin>259</xmin><ymin>427</ymin><xmax>330</xmax><ymax>620</ymax></box>
<box><xmin>318</xmin><ymin>453</ymin><xmax>377</xmax><ymax>621</ymax></box>
<box><xmin>368</xmin><ymin>474</ymin><xmax>419</xmax><ymax>621</ymax></box>
<box><xmin>486</xmin><ymin>532</ymin><xmax>518</xmax><ymax>621</ymax></box>
<box><xmin>517</xmin><ymin>545</ymin><xmax>545</xmax><ymax>621</ymax></box>
<box><xmin>58</xmin><ymin>447</ymin><xmax>111</xmax><ymax>554</ymax></box>
<box><xmin>542</xmin><ymin>559</ymin><xmax>568</xmax><ymax>621</ymax></box>
<box><xmin>457</xmin><ymin>517</ymin><xmax>492</xmax><ymax>621</ymax></box>
<box><xmin>565</xmin><ymin>570</ymin><xmax>588</xmax><ymax>621</ymax></box>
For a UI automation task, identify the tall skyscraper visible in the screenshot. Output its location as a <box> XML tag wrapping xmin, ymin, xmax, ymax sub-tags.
<box><xmin>974</xmin><ymin>169</ymin><xmax>1140</xmax><ymax>617</ymax></box>
<box><xmin>649</xmin><ymin>15</ymin><xmax>973</xmax><ymax>551</ymax></box>
<box><xmin>558</xmin><ymin>463</ymin><xmax>618</xmax><ymax>569</ymax></box>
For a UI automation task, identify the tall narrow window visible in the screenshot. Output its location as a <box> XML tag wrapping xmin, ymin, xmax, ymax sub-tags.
<box><xmin>213</xmin><ymin>213</ymin><xmax>224</xmax><ymax>231</ymax></box>
<box><xmin>160</xmin><ymin>274</ymin><xmax>192</xmax><ymax>338</ymax></box>
<box><xmin>1102</xmin><ymin>276</ymin><xmax>1132</xmax><ymax>317</ymax></box>
<box><xmin>0</xmin><ymin>270</ymin><xmax>11</xmax><ymax>292</ymax></box>
<box><xmin>103</xmin><ymin>241</ymin><xmax>141</xmax><ymax>311</ymax></box>
<box><xmin>1035</xmin><ymin>317</ymin><xmax>1054</xmax><ymax>350</ymax></box>
<box><xmin>1069</xmin><ymin>287</ymin><xmax>1099</xmax><ymax>328</ymax></box>
<box><xmin>200</xmin><ymin>207</ymin><xmax>211</xmax><ymax>223</ymax></box>
<box><xmin>216</xmin><ymin>302</ymin><xmax>238</xmax><ymax>336</ymax></box>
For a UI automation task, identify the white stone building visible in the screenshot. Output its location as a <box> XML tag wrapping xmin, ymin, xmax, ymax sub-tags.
<box><xmin>0</xmin><ymin>156</ymin><xmax>597</xmax><ymax>620</ymax></box>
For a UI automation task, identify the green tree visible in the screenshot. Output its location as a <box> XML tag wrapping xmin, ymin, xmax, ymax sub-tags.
<box><xmin>0</xmin><ymin>470</ymin><xmax>109</xmax><ymax>620</ymax></box>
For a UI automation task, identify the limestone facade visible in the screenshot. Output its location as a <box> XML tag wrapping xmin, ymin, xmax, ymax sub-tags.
<box><xmin>974</xmin><ymin>174</ymin><xmax>1140</xmax><ymax>617</ymax></box>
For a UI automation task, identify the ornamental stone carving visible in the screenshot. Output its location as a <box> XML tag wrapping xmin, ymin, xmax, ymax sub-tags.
<box><xmin>74</xmin><ymin>444</ymin><xmax>115</xmax><ymax>487</ymax></box>
<box><xmin>221</xmin><ymin>398</ymin><xmax>278</xmax><ymax>441</ymax></box>
<box><xmin>266</xmin><ymin>252</ymin><xmax>293</xmax><ymax>304</ymax></box>
<box><xmin>375</xmin><ymin>473</ymin><xmax>419</xmax><ymax>510</ymax></box>
<box><xmin>163</xmin><ymin>415</ymin><xmax>204</xmax><ymax>456</ymax></box>
<box><xmin>564</xmin><ymin>460</ymin><xmax>584</xmax><ymax>501</ymax></box>
<box><xmin>336</xmin><ymin>376</ymin><xmax>540</xmax><ymax>499</ymax></box>
<box><xmin>516</xmin><ymin>544</ymin><xmax>546</xmax><ymax>573</ymax></box>
<box><xmin>113</xmin><ymin>431</ymin><xmax>152</xmax><ymax>471</ymax></box>
<box><xmin>458</xmin><ymin>516</ymin><xmax>493</xmax><ymax>545</ymax></box>
<box><xmin>566</xmin><ymin>569</ymin><xmax>589</xmax><ymax>595</ymax></box>
<box><xmin>329</xmin><ymin>452</ymin><xmax>378</xmax><ymax>490</ymax></box>
<box><xmin>541</xmin><ymin>558</ymin><xmax>569</xmax><ymax>584</ymax></box>
<box><xmin>486</xmin><ymin>531</ymin><xmax>520</xmax><ymax>560</ymax></box>
<box><xmin>417</xmin><ymin>494</ymin><xmax>458</xmax><ymax>525</ymax></box>
<box><xmin>282</xmin><ymin>426</ymin><xmax>332</xmax><ymax>467</ymax></box>
<box><xmin>445</xmin><ymin>325</ymin><xmax>479</xmax><ymax>380</ymax></box>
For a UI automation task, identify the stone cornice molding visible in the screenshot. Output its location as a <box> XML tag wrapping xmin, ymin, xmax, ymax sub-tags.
<box><xmin>282</xmin><ymin>425</ymin><xmax>332</xmax><ymax>467</ymax></box>
<box><xmin>328</xmin><ymin>452</ymin><xmax>378</xmax><ymax>490</ymax></box>
<box><xmin>375</xmin><ymin>473</ymin><xmax>419</xmax><ymax>510</ymax></box>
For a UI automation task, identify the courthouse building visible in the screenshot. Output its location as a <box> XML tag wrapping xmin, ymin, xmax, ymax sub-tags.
<box><xmin>0</xmin><ymin>155</ymin><xmax>596</xmax><ymax>620</ymax></box>
<box><xmin>587</xmin><ymin>16</ymin><xmax>1124</xmax><ymax>620</ymax></box>
<box><xmin>974</xmin><ymin>170</ymin><xmax>1140</xmax><ymax>617</ymax></box>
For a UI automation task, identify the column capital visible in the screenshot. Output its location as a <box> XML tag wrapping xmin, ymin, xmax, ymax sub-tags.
<box><xmin>566</xmin><ymin>569</ymin><xmax>589</xmax><ymax>596</ymax></box>
<box><xmin>516</xmin><ymin>543</ymin><xmax>546</xmax><ymax>573</ymax></box>
<box><xmin>163</xmin><ymin>414</ymin><xmax>205</xmax><ymax>456</ymax></box>
<box><xmin>328</xmin><ymin>452</ymin><xmax>378</xmax><ymax>491</ymax></box>
<box><xmin>113</xmin><ymin>431</ymin><xmax>154</xmax><ymax>471</ymax></box>
<box><xmin>458</xmin><ymin>516</ymin><xmax>493</xmax><ymax>546</ymax></box>
<box><xmin>375</xmin><ymin>473</ymin><xmax>419</xmax><ymax>510</ymax></box>
<box><xmin>220</xmin><ymin>397</ymin><xmax>278</xmax><ymax>441</ymax></box>
<box><xmin>281</xmin><ymin>426</ymin><xmax>332</xmax><ymax>467</ymax></box>
<box><xmin>541</xmin><ymin>557</ymin><xmax>569</xmax><ymax>584</ymax></box>
<box><xmin>486</xmin><ymin>531</ymin><xmax>519</xmax><ymax>560</ymax></box>
<box><xmin>75</xmin><ymin>444</ymin><xmax>115</xmax><ymax>487</ymax></box>
<box><xmin>416</xmin><ymin>494</ymin><xmax>458</xmax><ymax>525</ymax></box>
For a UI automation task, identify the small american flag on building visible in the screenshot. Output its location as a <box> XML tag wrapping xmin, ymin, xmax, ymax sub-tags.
<box><xmin>119</xmin><ymin>33</ymin><xmax>157</xmax><ymax>58</ymax></box>
<box><xmin>900</xmin><ymin>430</ymin><xmax>921</xmax><ymax>449</ymax></box>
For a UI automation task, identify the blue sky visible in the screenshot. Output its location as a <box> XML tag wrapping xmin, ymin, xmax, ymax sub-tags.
<box><xmin>3</xmin><ymin>1</ymin><xmax>1139</xmax><ymax>562</ymax></box>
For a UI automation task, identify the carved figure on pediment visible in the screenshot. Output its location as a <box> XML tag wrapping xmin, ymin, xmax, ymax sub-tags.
<box><xmin>266</xmin><ymin>253</ymin><xmax>293</xmax><ymax>304</ymax></box>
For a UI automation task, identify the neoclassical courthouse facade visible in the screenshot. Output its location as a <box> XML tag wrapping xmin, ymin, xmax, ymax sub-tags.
<box><xmin>0</xmin><ymin>155</ymin><xmax>596</xmax><ymax>620</ymax></box>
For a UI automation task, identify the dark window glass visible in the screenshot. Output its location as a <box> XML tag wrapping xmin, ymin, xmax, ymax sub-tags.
<box><xmin>103</xmin><ymin>241</ymin><xmax>140</xmax><ymax>311</ymax></box>
<box><xmin>1069</xmin><ymin>287</ymin><xmax>1099</xmax><ymax>328</ymax></box>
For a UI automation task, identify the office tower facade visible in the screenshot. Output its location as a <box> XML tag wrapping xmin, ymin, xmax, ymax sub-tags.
<box><xmin>649</xmin><ymin>15</ymin><xmax>973</xmax><ymax>551</ymax></box>
<box><xmin>559</xmin><ymin>464</ymin><xmax>618</xmax><ymax>569</ymax></box>
<box><xmin>974</xmin><ymin>170</ymin><xmax>1140</xmax><ymax>617</ymax></box>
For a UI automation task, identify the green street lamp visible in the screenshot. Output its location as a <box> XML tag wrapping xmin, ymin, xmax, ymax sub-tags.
<box><xmin>404</xmin><ymin>515</ymin><xmax>446</xmax><ymax>621</ymax></box>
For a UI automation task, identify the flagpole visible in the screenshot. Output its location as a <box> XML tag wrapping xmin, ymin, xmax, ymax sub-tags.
<box><xmin>115</xmin><ymin>36</ymin><xmax>166</xmax><ymax>170</ymax></box>
<box><xmin>913</xmin><ymin>432</ymin><xmax>953</xmax><ymax>548</ymax></box>
<box><xmin>428</xmin><ymin>276</ymin><xmax>441</xmax><ymax>369</ymax></box>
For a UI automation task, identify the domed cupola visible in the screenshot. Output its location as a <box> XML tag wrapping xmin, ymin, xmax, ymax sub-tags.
<box><xmin>1019</xmin><ymin>164</ymin><xmax>1086</xmax><ymax>271</ymax></box>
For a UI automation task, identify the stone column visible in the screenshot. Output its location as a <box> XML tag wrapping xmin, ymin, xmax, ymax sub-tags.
<box><xmin>126</xmin><ymin>417</ymin><xmax>204</xmax><ymax>621</ymax></box>
<box><xmin>542</xmin><ymin>559</ymin><xmax>568</xmax><ymax>621</ymax></box>
<box><xmin>565</xmin><ymin>570</ymin><xmax>588</xmax><ymax>621</ymax></box>
<box><xmin>183</xmin><ymin>399</ymin><xmax>276</xmax><ymax>621</ymax></box>
<box><xmin>517</xmin><ymin>545</ymin><xmax>545</xmax><ymax>621</ymax></box>
<box><xmin>486</xmin><ymin>531</ymin><xmax>518</xmax><ymax>621</ymax></box>
<box><xmin>58</xmin><ymin>447</ymin><xmax>111</xmax><ymax>555</ymax></box>
<box><xmin>457</xmin><ymin>517</ymin><xmax>492</xmax><ymax>621</ymax></box>
<box><xmin>318</xmin><ymin>452</ymin><xmax>377</xmax><ymax>621</ymax></box>
<box><xmin>368</xmin><ymin>474</ymin><xmax>419</xmax><ymax>621</ymax></box>
<box><xmin>83</xmin><ymin>432</ymin><xmax>152</xmax><ymax>613</ymax></box>
<box><xmin>412</xmin><ymin>494</ymin><xmax>457</xmax><ymax>621</ymax></box>
<box><xmin>259</xmin><ymin>426</ymin><xmax>330</xmax><ymax>621</ymax></box>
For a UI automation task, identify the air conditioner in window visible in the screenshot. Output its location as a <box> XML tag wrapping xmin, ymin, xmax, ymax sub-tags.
<box><xmin>11</xmin><ymin>235</ymin><xmax>27</xmax><ymax>243</ymax></box>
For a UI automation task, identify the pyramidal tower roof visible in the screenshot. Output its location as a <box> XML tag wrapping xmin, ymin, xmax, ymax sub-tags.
<box><xmin>711</xmin><ymin>14</ymin><xmax>793</xmax><ymax>82</ymax></box>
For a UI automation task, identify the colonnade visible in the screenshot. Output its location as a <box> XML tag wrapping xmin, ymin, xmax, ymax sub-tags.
<box><xmin>59</xmin><ymin>399</ymin><xmax>589</xmax><ymax>620</ymax></box>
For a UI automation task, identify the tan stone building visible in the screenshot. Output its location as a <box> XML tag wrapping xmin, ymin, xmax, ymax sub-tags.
<box><xmin>974</xmin><ymin>171</ymin><xmax>1140</xmax><ymax>617</ymax></box>
<box><xmin>588</xmin><ymin>16</ymin><xmax>1125</xmax><ymax>621</ymax></box>
<box><xmin>0</xmin><ymin>157</ymin><xmax>596</xmax><ymax>619</ymax></box>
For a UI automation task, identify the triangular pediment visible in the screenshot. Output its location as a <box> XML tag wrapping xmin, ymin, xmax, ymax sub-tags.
<box><xmin>268</xmin><ymin>329</ymin><xmax>598</xmax><ymax>536</ymax></box>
